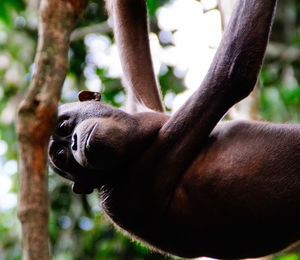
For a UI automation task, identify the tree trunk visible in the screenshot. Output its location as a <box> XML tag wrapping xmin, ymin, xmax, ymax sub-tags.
<box><xmin>219</xmin><ymin>0</ymin><xmax>261</xmax><ymax>120</ymax></box>
<box><xmin>16</xmin><ymin>0</ymin><xmax>88</xmax><ymax>259</ymax></box>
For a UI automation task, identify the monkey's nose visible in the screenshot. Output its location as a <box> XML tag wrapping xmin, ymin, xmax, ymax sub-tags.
<box><xmin>71</xmin><ymin>134</ymin><xmax>77</xmax><ymax>151</ymax></box>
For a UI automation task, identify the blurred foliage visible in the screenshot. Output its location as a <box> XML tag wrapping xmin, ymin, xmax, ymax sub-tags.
<box><xmin>0</xmin><ymin>0</ymin><xmax>300</xmax><ymax>259</ymax></box>
<box><xmin>0</xmin><ymin>0</ymin><xmax>25</xmax><ymax>26</ymax></box>
<box><xmin>260</xmin><ymin>0</ymin><xmax>300</xmax><ymax>123</ymax></box>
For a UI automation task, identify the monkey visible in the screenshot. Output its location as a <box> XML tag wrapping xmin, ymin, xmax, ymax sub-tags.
<box><xmin>48</xmin><ymin>0</ymin><xmax>300</xmax><ymax>258</ymax></box>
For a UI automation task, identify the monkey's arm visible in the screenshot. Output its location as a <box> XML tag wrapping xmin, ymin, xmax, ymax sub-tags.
<box><xmin>159</xmin><ymin>0</ymin><xmax>277</xmax><ymax>154</ymax></box>
<box><xmin>107</xmin><ymin>0</ymin><xmax>164</xmax><ymax>113</ymax></box>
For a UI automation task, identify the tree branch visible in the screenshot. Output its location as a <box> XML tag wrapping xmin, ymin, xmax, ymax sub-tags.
<box><xmin>16</xmin><ymin>0</ymin><xmax>88</xmax><ymax>259</ymax></box>
<box><xmin>70</xmin><ymin>22</ymin><xmax>111</xmax><ymax>41</ymax></box>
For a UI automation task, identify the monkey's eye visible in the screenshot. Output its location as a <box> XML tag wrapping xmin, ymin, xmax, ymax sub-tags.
<box><xmin>57</xmin><ymin>120</ymin><xmax>71</xmax><ymax>136</ymax></box>
<box><xmin>56</xmin><ymin>149</ymin><xmax>66</xmax><ymax>165</ymax></box>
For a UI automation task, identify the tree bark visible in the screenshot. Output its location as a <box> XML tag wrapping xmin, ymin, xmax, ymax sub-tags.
<box><xmin>16</xmin><ymin>0</ymin><xmax>88</xmax><ymax>259</ymax></box>
<box><xmin>219</xmin><ymin>0</ymin><xmax>261</xmax><ymax>120</ymax></box>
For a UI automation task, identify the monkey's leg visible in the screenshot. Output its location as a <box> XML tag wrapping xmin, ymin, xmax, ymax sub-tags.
<box><xmin>107</xmin><ymin>0</ymin><xmax>164</xmax><ymax>113</ymax></box>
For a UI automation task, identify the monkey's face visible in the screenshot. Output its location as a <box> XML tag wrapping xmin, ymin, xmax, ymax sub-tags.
<box><xmin>48</xmin><ymin>100</ymin><xmax>138</xmax><ymax>193</ymax></box>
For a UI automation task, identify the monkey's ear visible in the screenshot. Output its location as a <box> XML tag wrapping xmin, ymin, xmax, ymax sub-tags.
<box><xmin>72</xmin><ymin>182</ymin><xmax>94</xmax><ymax>194</ymax></box>
<box><xmin>78</xmin><ymin>90</ymin><xmax>101</xmax><ymax>102</ymax></box>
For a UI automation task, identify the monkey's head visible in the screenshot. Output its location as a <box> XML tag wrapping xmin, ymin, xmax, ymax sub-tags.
<box><xmin>48</xmin><ymin>91</ymin><xmax>139</xmax><ymax>194</ymax></box>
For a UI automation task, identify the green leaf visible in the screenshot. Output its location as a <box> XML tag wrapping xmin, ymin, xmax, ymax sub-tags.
<box><xmin>147</xmin><ymin>0</ymin><xmax>158</xmax><ymax>17</ymax></box>
<box><xmin>0</xmin><ymin>5</ymin><xmax>11</xmax><ymax>26</ymax></box>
